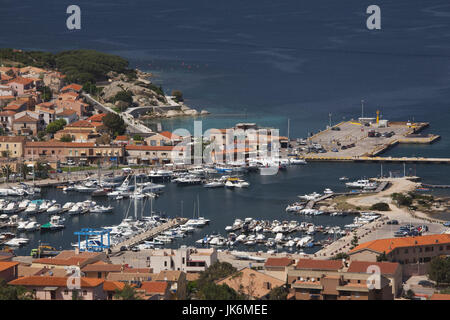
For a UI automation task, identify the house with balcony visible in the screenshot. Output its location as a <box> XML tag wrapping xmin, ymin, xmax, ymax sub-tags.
<box><xmin>149</xmin><ymin>247</ymin><xmax>217</xmax><ymax>274</ymax></box>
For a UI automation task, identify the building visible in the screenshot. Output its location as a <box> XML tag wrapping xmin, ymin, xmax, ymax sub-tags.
<box><xmin>0</xmin><ymin>110</ymin><xmax>15</xmax><ymax>131</ymax></box>
<box><xmin>24</xmin><ymin>141</ymin><xmax>124</xmax><ymax>165</ymax></box>
<box><xmin>126</xmin><ymin>145</ymin><xmax>185</xmax><ymax>165</ymax></box>
<box><xmin>0</xmin><ymin>261</ymin><xmax>19</xmax><ymax>282</ymax></box>
<box><xmin>7</xmin><ymin>77</ymin><xmax>35</xmax><ymax>95</ymax></box>
<box><xmin>55</xmin><ymin>109</ymin><xmax>78</xmax><ymax>124</ymax></box>
<box><xmin>149</xmin><ymin>247</ymin><xmax>217</xmax><ymax>274</ymax></box>
<box><xmin>8</xmin><ymin>276</ymin><xmax>106</xmax><ymax>300</ymax></box>
<box><xmin>145</xmin><ymin>131</ymin><xmax>182</xmax><ymax>147</ymax></box>
<box><xmin>81</xmin><ymin>261</ymin><xmax>152</xmax><ymax>279</ymax></box>
<box><xmin>263</xmin><ymin>258</ymin><xmax>296</xmax><ymax>282</ymax></box>
<box><xmin>349</xmin><ymin>234</ymin><xmax>450</xmax><ymax>276</ymax></box>
<box><xmin>0</xmin><ymin>136</ymin><xmax>26</xmax><ymax>158</ymax></box>
<box><xmin>31</xmin><ymin>250</ymin><xmax>107</xmax><ymax>270</ymax></box>
<box><xmin>217</xmin><ymin>267</ymin><xmax>285</xmax><ymax>299</ymax></box>
<box><xmin>12</xmin><ymin>114</ymin><xmax>40</xmax><ymax>136</ymax></box>
<box><xmin>287</xmin><ymin>259</ymin><xmax>394</xmax><ymax>300</ymax></box>
<box><xmin>61</xmin><ymin>83</ymin><xmax>82</xmax><ymax>94</ymax></box>
<box><xmin>103</xmin><ymin>280</ymin><xmax>125</xmax><ymax>300</ymax></box>
<box><xmin>138</xmin><ymin>281</ymin><xmax>171</xmax><ymax>300</ymax></box>
<box><xmin>154</xmin><ymin>270</ymin><xmax>187</xmax><ymax>299</ymax></box>
<box><xmin>54</xmin><ymin>119</ymin><xmax>106</xmax><ymax>142</ymax></box>
<box><xmin>347</xmin><ymin>260</ymin><xmax>402</xmax><ymax>297</ymax></box>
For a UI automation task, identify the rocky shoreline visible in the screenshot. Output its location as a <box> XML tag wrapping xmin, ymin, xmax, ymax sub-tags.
<box><xmin>98</xmin><ymin>68</ymin><xmax>210</xmax><ymax>119</ymax></box>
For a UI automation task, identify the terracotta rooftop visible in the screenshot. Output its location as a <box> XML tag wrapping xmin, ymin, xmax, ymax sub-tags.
<box><xmin>264</xmin><ymin>258</ymin><xmax>295</xmax><ymax>268</ymax></box>
<box><xmin>56</xmin><ymin>109</ymin><xmax>77</xmax><ymax>116</ymax></box>
<box><xmin>154</xmin><ymin>270</ymin><xmax>184</xmax><ymax>282</ymax></box>
<box><xmin>217</xmin><ymin>267</ymin><xmax>284</xmax><ymax>299</ymax></box>
<box><xmin>429</xmin><ymin>293</ymin><xmax>450</xmax><ymax>300</ymax></box>
<box><xmin>87</xmin><ymin>113</ymin><xmax>107</xmax><ymax>122</ymax></box>
<box><xmin>9</xmin><ymin>276</ymin><xmax>104</xmax><ymax>288</ymax></box>
<box><xmin>295</xmin><ymin>259</ymin><xmax>343</xmax><ymax>271</ymax></box>
<box><xmin>81</xmin><ymin>263</ymin><xmax>123</xmax><ymax>273</ymax></box>
<box><xmin>14</xmin><ymin>115</ymin><xmax>38</xmax><ymax>123</ymax></box>
<box><xmin>0</xmin><ymin>261</ymin><xmax>19</xmax><ymax>272</ymax></box>
<box><xmin>115</xmin><ymin>135</ymin><xmax>129</xmax><ymax>141</ymax></box>
<box><xmin>140</xmin><ymin>281</ymin><xmax>168</xmax><ymax>294</ymax></box>
<box><xmin>0</xmin><ymin>136</ymin><xmax>25</xmax><ymax>143</ymax></box>
<box><xmin>126</xmin><ymin>145</ymin><xmax>180</xmax><ymax>151</ymax></box>
<box><xmin>349</xmin><ymin>234</ymin><xmax>450</xmax><ymax>255</ymax></box>
<box><xmin>25</xmin><ymin>140</ymin><xmax>95</xmax><ymax>148</ymax></box>
<box><xmin>347</xmin><ymin>261</ymin><xmax>400</xmax><ymax>275</ymax></box>
<box><xmin>61</xmin><ymin>83</ymin><xmax>82</xmax><ymax>92</ymax></box>
<box><xmin>103</xmin><ymin>280</ymin><xmax>125</xmax><ymax>292</ymax></box>
<box><xmin>67</xmin><ymin>120</ymin><xmax>103</xmax><ymax>128</ymax></box>
<box><xmin>8</xmin><ymin>77</ymin><xmax>34</xmax><ymax>86</ymax></box>
<box><xmin>159</xmin><ymin>131</ymin><xmax>182</xmax><ymax>140</ymax></box>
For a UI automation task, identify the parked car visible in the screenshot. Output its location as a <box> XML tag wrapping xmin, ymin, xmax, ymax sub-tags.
<box><xmin>119</xmin><ymin>246</ymin><xmax>128</xmax><ymax>252</ymax></box>
<box><xmin>387</xmin><ymin>220</ymin><xmax>399</xmax><ymax>225</ymax></box>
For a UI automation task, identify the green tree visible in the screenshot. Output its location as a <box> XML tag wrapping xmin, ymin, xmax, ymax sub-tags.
<box><xmin>172</xmin><ymin>90</ymin><xmax>183</xmax><ymax>102</ymax></box>
<box><xmin>45</xmin><ymin>119</ymin><xmax>67</xmax><ymax>134</ymax></box>
<box><xmin>1</xmin><ymin>164</ymin><xmax>12</xmax><ymax>181</ymax></box>
<box><xmin>331</xmin><ymin>252</ymin><xmax>349</xmax><ymax>260</ymax></box>
<box><xmin>350</xmin><ymin>231</ymin><xmax>359</xmax><ymax>250</ymax></box>
<box><xmin>0</xmin><ymin>280</ymin><xmax>33</xmax><ymax>300</ymax></box>
<box><xmin>268</xmin><ymin>286</ymin><xmax>289</xmax><ymax>300</ymax></box>
<box><xmin>71</xmin><ymin>290</ymin><xmax>83</xmax><ymax>300</ymax></box>
<box><xmin>370</xmin><ymin>202</ymin><xmax>390</xmax><ymax>211</ymax></box>
<box><xmin>102</xmin><ymin>113</ymin><xmax>126</xmax><ymax>136</ymax></box>
<box><xmin>59</xmin><ymin>134</ymin><xmax>72</xmax><ymax>142</ymax></box>
<box><xmin>133</xmin><ymin>134</ymin><xmax>143</xmax><ymax>141</ymax></box>
<box><xmin>114</xmin><ymin>284</ymin><xmax>140</xmax><ymax>300</ymax></box>
<box><xmin>376</xmin><ymin>251</ymin><xmax>388</xmax><ymax>262</ymax></box>
<box><xmin>35</xmin><ymin>161</ymin><xmax>49</xmax><ymax>179</ymax></box>
<box><xmin>41</xmin><ymin>86</ymin><xmax>52</xmax><ymax>102</ymax></box>
<box><xmin>196</xmin><ymin>282</ymin><xmax>243</xmax><ymax>300</ymax></box>
<box><xmin>428</xmin><ymin>256</ymin><xmax>450</xmax><ymax>286</ymax></box>
<box><xmin>112</xmin><ymin>90</ymin><xmax>133</xmax><ymax>104</ymax></box>
<box><xmin>37</xmin><ymin>131</ymin><xmax>46</xmax><ymax>141</ymax></box>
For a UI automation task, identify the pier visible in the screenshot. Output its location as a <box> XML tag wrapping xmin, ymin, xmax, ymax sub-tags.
<box><xmin>110</xmin><ymin>218</ymin><xmax>188</xmax><ymax>253</ymax></box>
<box><xmin>302</xmin><ymin>155</ymin><xmax>450</xmax><ymax>164</ymax></box>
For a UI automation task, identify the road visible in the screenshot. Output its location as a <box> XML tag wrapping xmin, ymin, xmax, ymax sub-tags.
<box><xmin>83</xmin><ymin>93</ymin><xmax>153</xmax><ymax>134</ymax></box>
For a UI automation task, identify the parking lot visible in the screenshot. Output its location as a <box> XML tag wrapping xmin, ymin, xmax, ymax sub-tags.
<box><xmin>296</xmin><ymin>121</ymin><xmax>423</xmax><ymax>158</ymax></box>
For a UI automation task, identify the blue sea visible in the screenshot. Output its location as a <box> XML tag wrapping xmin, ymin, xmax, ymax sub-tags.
<box><xmin>2</xmin><ymin>0</ymin><xmax>450</xmax><ymax>254</ymax></box>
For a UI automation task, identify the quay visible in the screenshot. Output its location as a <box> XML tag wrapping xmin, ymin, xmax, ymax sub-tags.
<box><xmin>302</xmin><ymin>155</ymin><xmax>450</xmax><ymax>164</ymax></box>
<box><xmin>110</xmin><ymin>217</ymin><xmax>188</xmax><ymax>253</ymax></box>
<box><xmin>296</xmin><ymin>119</ymin><xmax>442</xmax><ymax>162</ymax></box>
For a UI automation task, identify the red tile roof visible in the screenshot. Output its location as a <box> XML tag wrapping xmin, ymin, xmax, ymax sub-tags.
<box><xmin>126</xmin><ymin>145</ymin><xmax>179</xmax><ymax>151</ymax></box>
<box><xmin>295</xmin><ymin>259</ymin><xmax>343</xmax><ymax>271</ymax></box>
<box><xmin>349</xmin><ymin>234</ymin><xmax>450</xmax><ymax>255</ymax></box>
<box><xmin>103</xmin><ymin>280</ymin><xmax>125</xmax><ymax>292</ymax></box>
<box><xmin>25</xmin><ymin>140</ymin><xmax>95</xmax><ymax>148</ymax></box>
<box><xmin>61</xmin><ymin>83</ymin><xmax>82</xmax><ymax>92</ymax></box>
<box><xmin>81</xmin><ymin>263</ymin><xmax>123</xmax><ymax>272</ymax></box>
<box><xmin>0</xmin><ymin>261</ymin><xmax>19</xmax><ymax>272</ymax></box>
<box><xmin>56</xmin><ymin>109</ymin><xmax>77</xmax><ymax>117</ymax></box>
<box><xmin>347</xmin><ymin>261</ymin><xmax>400</xmax><ymax>275</ymax></box>
<box><xmin>66</xmin><ymin>120</ymin><xmax>103</xmax><ymax>128</ymax></box>
<box><xmin>114</xmin><ymin>135</ymin><xmax>129</xmax><ymax>141</ymax></box>
<box><xmin>33</xmin><ymin>257</ymin><xmax>88</xmax><ymax>266</ymax></box>
<box><xmin>14</xmin><ymin>115</ymin><xmax>38</xmax><ymax>123</ymax></box>
<box><xmin>0</xmin><ymin>136</ymin><xmax>26</xmax><ymax>143</ymax></box>
<box><xmin>430</xmin><ymin>293</ymin><xmax>450</xmax><ymax>300</ymax></box>
<box><xmin>159</xmin><ymin>131</ymin><xmax>181</xmax><ymax>140</ymax></box>
<box><xmin>140</xmin><ymin>281</ymin><xmax>168</xmax><ymax>294</ymax></box>
<box><xmin>8</xmin><ymin>276</ymin><xmax>103</xmax><ymax>288</ymax></box>
<box><xmin>87</xmin><ymin>113</ymin><xmax>107</xmax><ymax>122</ymax></box>
<box><xmin>264</xmin><ymin>258</ymin><xmax>295</xmax><ymax>268</ymax></box>
<box><xmin>8</xmin><ymin>77</ymin><xmax>34</xmax><ymax>86</ymax></box>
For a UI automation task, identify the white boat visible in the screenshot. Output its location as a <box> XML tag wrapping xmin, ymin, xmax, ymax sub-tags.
<box><xmin>323</xmin><ymin>188</ymin><xmax>334</xmax><ymax>195</ymax></box>
<box><xmin>3</xmin><ymin>202</ymin><xmax>17</xmax><ymax>214</ymax></box>
<box><xmin>47</xmin><ymin>204</ymin><xmax>62</xmax><ymax>214</ymax></box>
<box><xmin>286</xmin><ymin>204</ymin><xmax>303</xmax><ymax>212</ymax></box>
<box><xmin>225</xmin><ymin>178</ymin><xmax>249</xmax><ymax>188</ymax></box>
<box><xmin>62</xmin><ymin>202</ymin><xmax>75</xmax><ymax>211</ymax></box>
<box><xmin>68</xmin><ymin>204</ymin><xmax>83</xmax><ymax>215</ymax></box>
<box><xmin>17</xmin><ymin>200</ymin><xmax>31</xmax><ymax>211</ymax></box>
<box><xmin>345</xmin><ymin>179</ymin><xmax>377</xmax><ymax>189</ymax></box>
<box><xmin>24</xmin><ymin>221</ymin><xmax>41</xmax><ymax>231</ymax></box>
<box><xmin>289</xmin><ymin>158</ymin><xmax>307</xmax><ymax>165</ymax></box>
<box><xmin>24</xmin><ymin>203</ymin><xmax>39</xmax><ymax>215</ymax></box>
<box><xmin>4</xmin><ymin>237</ymin><xmax>29</xmax><ymax>247</ymax></box>
<box><xmin>298</xmin><ymin>192</ymin><xmax>321</xmax><ymax>201</ymax></box>
<box><xmin>204</xmin><ymin>180</ymin><xmax>225</xmax><ymax>188</ymax></box>
<box><xmin>90</xmin><ymin>205</ymin><xmax>114</xmax><ymax>213</ymax></box>
<box><xmin>339</xmin><ymin>176</ymin><xmax>349</xmax><ymax>181</ymax></box>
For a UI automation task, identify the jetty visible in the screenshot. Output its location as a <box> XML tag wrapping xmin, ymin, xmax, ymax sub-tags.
<box><xmin>110</xmin><ymin>218</ymin><xmax>187</xmax><ymax>253</ymax></box>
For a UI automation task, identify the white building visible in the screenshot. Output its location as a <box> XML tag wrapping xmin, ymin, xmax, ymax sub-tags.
<box><xmin>149</xmin><ymin>247</ymin><xmax>217</xmax><ymax>274</ymax></box>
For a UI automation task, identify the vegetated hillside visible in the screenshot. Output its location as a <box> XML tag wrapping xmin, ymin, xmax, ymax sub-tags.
<box><xmin>0</xmin><ymin>48</ymin><xmax>136</xmax><ymax>83</ymax></box>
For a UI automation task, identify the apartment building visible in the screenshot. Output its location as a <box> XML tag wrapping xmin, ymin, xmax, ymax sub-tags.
<box><xmin>0</xmin><ymin>136</ymin><xmax>26</xmax><ymax>158</ymax></box>
<box><xmin>125</xmin><ymin>145</ymin><xmax>185</xmax><ymax>165</ymax></box>
<box><xmin>287</xmin><ymin>259</ymin><xmax>395</xmax><ymax>300</ymax></box>
<box><xmin>149</xmin><ymin>247</ymin><xmax>217</xmax><ymax>274</ymax></box>
<box><xmin>349</xmin><ymin>234</ymin><xmax>450</xmax><ymax>276</ymax></box>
